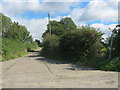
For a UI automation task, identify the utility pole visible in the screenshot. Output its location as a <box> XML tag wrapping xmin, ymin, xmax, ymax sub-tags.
<box><xmin>109</xmin><ymin>25</ymin><xmax>119</xmax><ymax>60</ymax></box>
<box><xmin>48</xmin><ymin>13</ymin><xmax>51</xmax><ymax>35</ymax></box>
<box><xmin>109</xmin><ymin>31</ymin><xmax>114</xmax><ymax>60</ymax></box>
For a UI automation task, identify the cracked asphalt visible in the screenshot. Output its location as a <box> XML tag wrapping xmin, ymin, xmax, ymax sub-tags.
<box><xmin>2</xmin><ymin>48</ymin><xmax>119</xmax><ymax>88</ymax></box>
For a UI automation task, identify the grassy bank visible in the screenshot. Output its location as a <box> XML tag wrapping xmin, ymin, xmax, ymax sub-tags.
<box><xmin>84</xmin><ymin>57</ymin><xmax>120</xmax><ymax>71</ymax></box>
<box><xmin>2</xmin><ymin>38</ymin><xmax>38</xmax><ymax>61</ymax></box>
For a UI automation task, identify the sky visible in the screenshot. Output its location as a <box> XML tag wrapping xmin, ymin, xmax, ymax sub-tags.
<box><xmin>0</xmin><ymin>0</ymin><xmax>119</xmax><ymax>40</ymax></box>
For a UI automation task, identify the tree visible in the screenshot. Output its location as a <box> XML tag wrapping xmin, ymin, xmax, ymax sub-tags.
<box><xmin>1</xmin><ymin>13</ymin><xmax>12</xmax><ymax>37</ymax></box>
<box><xmin>112</xmin><ymin>25</ymin><xmax>120</xmax><ymax>57</ymax></box>
<box><xmin>5</xmin><ymin>22</ymin><xmax>33</xmax><ymax>43</ymax></box>
<box><xmin>1</xmin><ymin>13</ymin><xmax>33</xmax><ymax>43</ymax></box>
<box><xmin>42</xmin><ymin>17</ymin><xmax>77</xmax><ymax>37</ymax></box>
<box><xmin>59</xmin><ymin>26</ymin><xmax>103</xmax><ymax>62</ymax></box>
<box><xmin>42</xmin><ymin>20</ymin><xmax>64</xmax><ymax>37</ymax></box>
<box><xmin>42</xmin><ymin>34</ymin><xmax>60</xmax><ymax>57</ymax></box>
<box><xmin>60</xmin><ymin>17</ymin><xmax>77</xmax><ymax>31</ymax></box>
<box><xmin>35</xmin><ymin>39</ymin><xmax>41</xmax><ymax>47</ymax></box>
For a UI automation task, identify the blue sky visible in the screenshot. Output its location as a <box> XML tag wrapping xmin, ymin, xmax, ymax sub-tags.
<box><xmin>0</xmin><ymin>0</ymin><xmax>118</xmax><ymax>39</ymax></box>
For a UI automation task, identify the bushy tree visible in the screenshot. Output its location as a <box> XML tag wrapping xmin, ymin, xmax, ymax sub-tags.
<box><xmin>60</xmin><ymin>17</ymin><xmax>77</xmax><ymax>31</ymax></box>
<box><xmin>59</xmin><ymin>26</ymin><xmax>103</xmax><ymax>62</ymax></box>
<box><xmin>6</xmin><ymin>22</ymin><xmax>33</xmax><ymax>43</ymax></box>
<box><xmin>112</xmin><ymin>25</ymin><xmax>120</xmax><ymax>57</ymax></box>
<box><xmin>1</xmin><ymin>13</ymin><xmax>33</xmax><ymax>43</ymax></box>
<box><xmin>42</xmin><ymin>17</ymin><xmax>77</xmax><ymax>37</ymax></box>
<box><xmin>1</xmin><ymin>13</ymin><xmax>38</xmax><ymax>61</ymax></box>
<box><xmin>1</xmin><ymin>13</ymin><xmax>12</xmax><ymax>37</ymax></box>
<box><xmin>42</xmin><ymin>20</ymin><xmax>64</xmax><ymax>37</ymax></box>
<box><xmin>42</xmin><ymin>34</ymin><xmax>60</xmax><ymax>57</ymax></box>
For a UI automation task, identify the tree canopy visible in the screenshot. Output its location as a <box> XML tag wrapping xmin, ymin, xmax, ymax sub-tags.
<box><xmin>1</xmin><ymin>13</ymin><xmax>33</xmax><ymax>43</ymax></box>
<box><xmin>112</xmin><ymin>25</ymin><xmax>120</xmax><ymax>57</ymax></box>
<box><xmin>59</xmin><ymin>26</ymin><xmax>103</xmax><ymax>62</ymax></box>
<box><xmin>42</xmin><ymin>17</ymin><xmax>77</xmax><ymax>37</ymax></box>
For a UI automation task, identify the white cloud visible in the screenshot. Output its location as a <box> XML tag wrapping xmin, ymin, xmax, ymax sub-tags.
<box><xmin>2</xmin><ymin>1</ymin><xmax>77</xmax><ymax>16</ymax></box>
<box><xmin>1</xmin><ymin>0</ymin><xmax>88</xmax><ymax>2</ymax></box>
<box><xmin>2</xmin><ymin>0</ymin><xmax>119</xmax><ymax>2</ymax></box>
<box><xmin>11</xmin><ymin>16</ymin><xmax>64</xmax><ymax>40</ymax></box>
<box><xmin>1</xmin><ymin>0</ymin><xmax>118</xmax><ymax>40</ymax></box>
<box><xmin>70</xmin><ymin>0</ymin><xmax>118</xmax><ymax>23</ymax></box>
<box><xmin>2</xmin><ymin>0</ymin><xmax>118</xmax><ymax>23</ymax></box>
<box><xmin>9</xmin><ymin>17</ymin><xmax>117</xmax><ymax>40</ymax></box>
<box><xmin>11</xmin><ymin>17</ymin><xmax>48</xmax><ymax>40</ymax></box>
<box><xmin>91</xmin><ymin>23</ymin><xmax>117</xmax><ymax>38</ymax></box>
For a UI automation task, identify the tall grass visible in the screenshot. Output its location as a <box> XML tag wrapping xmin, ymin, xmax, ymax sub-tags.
<box><xmin>42</xmin><ymin>34</ymin><xmax>60</xmax><ymax>57</ymax></box>
<box><xmin>2</xmin><ymin>38</ymin><xmax>38</xmax><ymax>61</ymax></box>
<box><xmin>2</xmin><ymin>38</ymin><xmax>27</xmax><ymax>61</ymax></box>
<box><xmin>84</xmin><ymin>57</ymin><xmax>120</xmax><ymax>71</ymax></box>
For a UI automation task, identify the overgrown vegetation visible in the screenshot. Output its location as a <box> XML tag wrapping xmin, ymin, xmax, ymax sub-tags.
<box><xmin>2</xmin><ymin>38</ymin><xmax>26</xmax><ymax>61</ymax></box>
<box><xmin>42</xmin><ymin>17</ymin><xmax>120</xmax><ymax>71</ymax></box>
<box><xmin>84</xmin><ymin>57</ymin><xmax>120</xmax><ymax>71</ymax></box>
<box><xmin>42</xmin><ymin>34</ymin><xmax>60</xmax><ymax>57</ymax></box>
<box><xmin>1</xmin><ymin>13</ymin><xmax>38</xmax><ymax>61</ymax></box>
<box><xmin>59</xmin><ymin>27</ymin><xmax>103</xmax><ymax>63</ymax></box>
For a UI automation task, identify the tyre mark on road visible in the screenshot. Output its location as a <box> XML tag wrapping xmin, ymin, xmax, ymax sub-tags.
<box><xmin>43</xmin><ymin>61</ymin><xmax>54</xmax><ymax>75</ymax></box>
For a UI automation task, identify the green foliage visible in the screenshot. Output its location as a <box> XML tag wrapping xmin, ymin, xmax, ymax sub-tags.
<box><xmin>2</xmin><ymin>38</ymin><xmax>27</xmax><ymax>61</ymax></box>
<box><xmin>1</xmin><ymin>13</ymin><xmax>38</xmax><ymax>61</ymax></box>
<box><xmin>35</xmin><ymin>39</ymin><xmax>41</xmax><ymax>47</ymax></box>
<box><xmin>112</xmin><ymin>27</ymin><xmax>120</xmax><ymax>57</ymax></box>
<box><xmin>84</xmin><ymin>58</ymin><xmax>110</xmax><ymax>69</ymax></box>
<box><xmin>25</xmin><ymin>41</ymin><xmax>38</xmax><ymax>52</ymax></box>
<box><xmin>1</xmin><ymin>13</ymin><xmax>33</xmax><ymax>43</ymax></box>
<box><xmin>85</xmin><ymin>57</ymin><xmax>120</xmax><ymax>71</ymax></box>
<box><xmin>43</xmin><ymin>21</ymin><xmax>63</xmax><ymax>37</ymax></box>
<box><xmin>88</xmin><ymin>42</ymin><xmax>106</xmax><ymax>59</ymax></box>
<box><xmin>101</xmin><ymin>58</ymin><xmax>120</xmax><ymax>71</ymax></box>
<box><xmin>59</xmin><ymin>26</ymin><xmax>103</xmax><ymax>63</ymax></box>
<box><xmin>1</xmin><ymin>13</ymin><xmax>12</xmax><ymax>37</ymax></box>
<box><xmin>60</xmin><ymin>17</ymin><xmax>77</xmax><ymax>31</ymax></box>
<box><xmin>41</xmin><ymin>17</ymin><xmax>119</xmax><ymax>71</ymax></box>
<box><xmin>42</xmin><ymin>34</ymin><xmax>60</xmax><ymax>57</ymax></box>
<box><xmin>5</xmin><ymin>22</ymin><xmax>33</xmax><ymax>43</ymax></box>
<box><xmin>2</xmin><ymin>38</ymin><xmax>38</xmax><ymax>61</ymax></box>
<box><xmin>43</xmin><ymin>17</ymin><xmax>77</xmax><ymax>37</ymax></box>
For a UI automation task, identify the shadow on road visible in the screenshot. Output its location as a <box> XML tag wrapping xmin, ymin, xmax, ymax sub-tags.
<box><xmin>66</xmin><ymin>66</ymin><xmax>97</xmax><ymax>71</ymax></box>
<box><xmin>36</xmin><ymin>57</ymin><xmax>67</xmax><ymax>64</ymax></box>
<box><xmin>27</xmin><ymin>50</ymin><xmax>42</xmax><ymax>57</ymax></box>
<box><xmin>30</xmin><ymin>49</ymin><xmax>97</xmax><ymax>70</ymax></box>
<box><xmin>28</xmin><ymin>50</ymin><xmax>67</xmax><ymax>64</ymax></box>
<box><xmin>28</xmin><ymin>55</ymin><xmax>40</xmax><ymax>57</ymax></box>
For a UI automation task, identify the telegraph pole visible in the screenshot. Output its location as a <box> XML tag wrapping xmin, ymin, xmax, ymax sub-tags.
<box><xmin>48</xmin><ymin>13</ymin><xmax>51</xmax><ymax>35</ymax></box>
<box><xmin>109</xmin><ymin>31</ymin><xmax>114</xmax><ymax>60</ymax></box>
<box><xmin>109</xmin><ymin>25</ymin><xmax>119</xmax><ymax>60</ymax></box>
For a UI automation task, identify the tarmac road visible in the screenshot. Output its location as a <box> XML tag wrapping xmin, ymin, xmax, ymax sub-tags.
<box><xmin>2</xmin><ymin>48</ymin><xmax>119</xmax><ymax>88</ymax></box>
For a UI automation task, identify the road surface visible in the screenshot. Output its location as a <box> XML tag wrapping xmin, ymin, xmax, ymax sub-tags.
<box><xmin>2</xmin><ymin>48</ymin><xmax>119</xmax><ymax>88</ymax></box>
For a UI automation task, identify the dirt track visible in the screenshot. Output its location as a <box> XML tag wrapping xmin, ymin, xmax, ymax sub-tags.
<box><xmin>2</xmin><ymin>48</ymin><xmax>119</xmax><ymax>88</ymax></box>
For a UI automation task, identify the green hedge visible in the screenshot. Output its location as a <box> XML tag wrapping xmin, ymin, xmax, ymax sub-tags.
<box><xmin>59</xmin><ymin>29</ymin><xmax>102</xmax><ymax>63</ymax></box>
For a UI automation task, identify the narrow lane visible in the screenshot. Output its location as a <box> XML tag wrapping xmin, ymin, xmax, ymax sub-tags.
<box><xmin>2</xmin><ymin>49</ymin><xmax>118</xmax><ymax>88</ymax></box>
